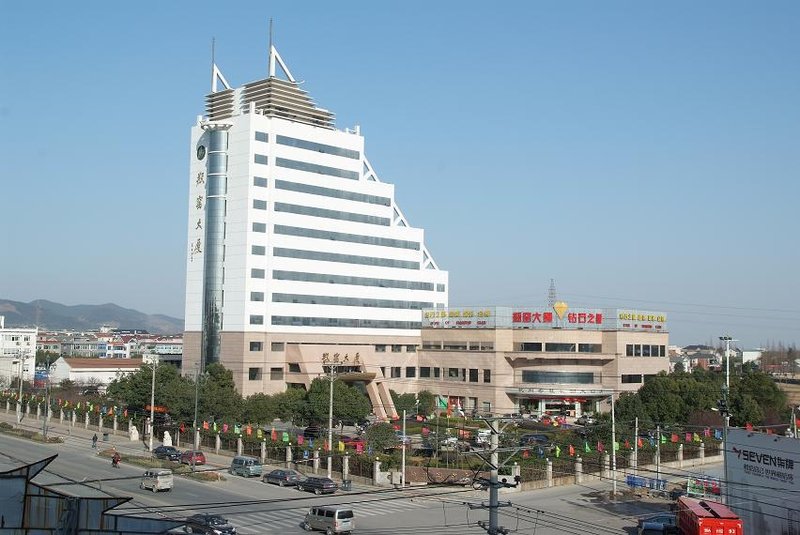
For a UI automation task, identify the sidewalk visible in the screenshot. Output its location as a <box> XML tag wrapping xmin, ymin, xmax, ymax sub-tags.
<box><xmin>0</xmin><ymin>409</ymin><xmax>239</xmax><ymax>470</ymax></box>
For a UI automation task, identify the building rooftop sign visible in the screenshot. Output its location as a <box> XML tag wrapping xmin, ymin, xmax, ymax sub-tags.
<box><xmin>422</xmin><ymin>305</ymin><xmax>667</xmax><ymax>332</ymax></box>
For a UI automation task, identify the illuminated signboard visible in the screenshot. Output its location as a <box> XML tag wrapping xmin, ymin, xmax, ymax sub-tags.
<box><xmin>422</xmin><ymin>306</ymin><xmax>667</xmax><ymax>331</ymax></box>
<box><xmin>422</xmin><ymin>308</ymin><xmax>495</xmax><ymax>329</ymax></box>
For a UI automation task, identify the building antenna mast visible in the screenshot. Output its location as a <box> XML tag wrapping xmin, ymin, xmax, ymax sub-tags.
<box><xmin>548</xmin><ymin>278</ymin><xmax>557</xmax><ymax>309</ymax></box>
<box><xmin>268</xmin><ymin>18</ymin><xmax>275</xmax><ymax>77</ymax></box>
<box><xmin>210</xmin><ymin>37</ymin><xmax>216</xmax><ymax>92</ymax></box>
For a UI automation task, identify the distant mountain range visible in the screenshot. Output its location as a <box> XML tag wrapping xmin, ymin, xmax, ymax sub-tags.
<box><xmin>0</xmin><ymin>299</ymin><xmax>183</xmax><ymax>335</ymax></box>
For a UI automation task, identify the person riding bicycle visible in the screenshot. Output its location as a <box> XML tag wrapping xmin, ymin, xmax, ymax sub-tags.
<box><xmin>92</xmin><ymin>433</ymin><xmax>98</xmax><ymax>449</ymax></box>
<box><xmin>111</xmin><ymin>452</ymin><xmax>121</xmax><ymax>468</ymax></box>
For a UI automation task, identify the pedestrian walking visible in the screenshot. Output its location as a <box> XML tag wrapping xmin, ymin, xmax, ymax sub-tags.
<box><xmin>92</xmin><ymin>433</ymin><xmax>98</xmax><ymax>449</ymax></box>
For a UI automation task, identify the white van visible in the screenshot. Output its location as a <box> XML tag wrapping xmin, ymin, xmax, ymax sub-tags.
<box><xmin>230</xmin><ymin>455</ymin><xmax>263</xmax><ymax>477</ymax></box>
<box><xmin>140</xmin><ymin>469</ymin><xmax>173</xmax><ymax>492</ymax></box>
<box><xmin>302</xmin><ymin>506</ymin><xmax>354</xmax><ymax>534</ymax></box>
<box><xmin>476</xmin><ymin>430</ymin><xmax>491</xmax><ymax>445</ymax></box>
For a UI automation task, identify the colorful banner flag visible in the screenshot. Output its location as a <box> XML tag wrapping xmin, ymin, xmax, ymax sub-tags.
<box><xmin>685</xmin><ymin>432</ymin><xmax>692</xmax><ymax>443</ymax></box>
<box><xmin>660</xmin><ymin>434</ymin><xmax>667</xmax><ymax>444</ymax></box>
<box><xmin>704</xmin><ymin>428</ymin><xmax>711</xmax><ymax>438</ymax></box>
<box><xmin>671</xmin><ymin>434</ymin><xmax>679</xmax><ymax>443</ymax></box>
<box><xmin>324</xmin><ymin>440</ymin><xmax>330</xmax><ymax>452</ymax></box>
<box><xmin>745</xmin><ymin>423</ymin><xmax>753</xmax><ymax>431</ymax></box>
<box><xmin>298</xmin><ymin>435</ymin><xmax>304</xmax><ymax>445</ymax></box>
<box><xmin>283</xmin><ymin>431</ymin><xmax>290</xmax><ymax>443</ymax></box>
<box><xmin>613</xmin><ymin>441</ymin><xmax>620</xmax><ymax>451</ymax></box>
<box><xmin>597</xmin><ymin>441</ymin><xmax>605</xmax><ymax>452</ymax></box>
<box><xmin>213</xmin><ymin>422</ymin><xmax>218</xmax><ymax>432</ymax></box>
<box><xmin>203</xmin><ymin>421</ymin><xmax>209</xmax><ymax>430</ymax></box>
<box><xmin>356</xmin><ymin>442</ymin><xmax>363</xmax><ymax>454</ymax></box>
<box><xmin>522</xmin><ymin>449</ymin><xmax>530</xmax><ymax>458</ymax></box>
<box><xmin>693</xmin><ymin>433</ymin><xmax>701</xmax><ymax>442</ymax></box>
<box><xmin>234</xmin><ymin>424</ymin><xmax>241</xmax><ymax>435</ymax></box>
<box><xmin>637</xmin><ymin>437</ymin><xmax>644</xmax><ymax>448</ymax></box>
<box><xmin>714</xmin><ymin>429</ymin><xmax>722</xmax><ymax>440</ymax></box>
<box><xmin>624</xmin><ymin>439</ymin><xmax>630</xmax><ymax>449</ymax></box>
<box><xmin>437</xmin><ymin>396</ymin><xmax>447</xmax><ymax>409</ymax></box>
<box><xmin>568</xmin><ymin>444</ymin><xmax>575</xmax><ymax>456</ymax></box>
<box><xmin>555</xmin><ymin>445</ymin><xmax>561</xmax><ymax>458</ymax></box>
<box><xmin>584</xmin><ymin>442</ymin><xmax>591</xmax><ymax>453</ymax></box>
<box><xmin>246</xmin><ymin>425</ymin><xmax>252</xmax><ymax>436</ymax></box>
<box><xmin>256</xmin><ymin>428</ymin><xmax>262</xmax><ymax>438</ymax></box>
<box><xmin>223</xmin><ymin>423</ymin><xmax>229</xmax><ymax>433</ymax></box>
<box><xmin>338</xmin><ymin>441</ymin><xmax>345</xmax><ymax>452</ymax></box>
<box><xmin>180</xmin><ymin>423</ymin><xmax>186</xmax><ymax>433</ymax></box>
<box><xmin>271</xmin><ymin>428</ymin><xmax>278</xmax><ymax>441</ymax></box>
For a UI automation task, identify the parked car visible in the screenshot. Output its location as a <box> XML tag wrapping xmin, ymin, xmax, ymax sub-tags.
<box><xmin>184</xmin><ymin>513</ymin><xmax>236</xmax><ymax>534</ymax></box>
<box><xmin>340</xmin><ymin>436</ymin><xmax>365</xmax><ymax>449</ymax></box>
<box><xmin>297</xmin><ymin>476</ymin><xmax>338</xmax><ymax>495</ymax></box>
<box><xmin>637</xmin><ymin>513</ymin><xmax>676</xmax><ymax>534</ymax></box>
<box><xmin>304</xmin><ymin>425</ymin><xmax>323</xmax><ymax>440</ymax></box>
<box><xmin>180</xmin><ymin>450</ymin><xmax>206</xmax><ymax>465</ymax></box>
<box><xmin>575</xmin><ymin>415</ymin><xmax>597</xmax><ymax>426</ymax></box>
<box><xmin>152</xmin><ymin>445</ymin><xmax>181</xmax><ymax>461</ymax></box>
<box><xmin>519</xmin><ymin>433</ymin><xmax>554</xmax><ymax>452</ymax></box>
<box><xmin>263</xmin><ymin>468</ymin><xmax>302</xmax><ymax>487</ymax></box>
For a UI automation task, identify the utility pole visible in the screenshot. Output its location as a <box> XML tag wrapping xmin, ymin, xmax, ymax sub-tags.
<box><xmin>489</xmin><ymin>419</ymin><xmax>499</xmax><ymax>532</ymax></box>
<box><xmin>472</xmin><ymin>418</ymin><xmax>515</xmax><ymax>535</ymax></box>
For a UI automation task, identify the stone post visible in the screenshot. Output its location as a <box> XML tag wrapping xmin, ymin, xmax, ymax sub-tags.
<box><xmin>98</xmin><ymin>415</ymin><xmax>104</xmax><ymax>434</ymax></box>
<box><xmin>546</xmin><ymin>458</ymin><xmax>553</xmax><ymax>487</ymax></box>
<box><xmin>84</xmin><ymin>411</ymin><xmax>90</xmax><ymax>429</ymax></box>
<box><xmin>196</xmin><ymin>429</ymin><xmax>202</xmax><ymax>451</ymax></box>
<box><xmin>215</xmin><ymin>433</ymin><xmax>221</xmax><ymax>454</ymax></box>
<box><xmin>631</xmin><ymin>449</ymin><xmax>637</xmax><ymax>474</ymax></box>
<box><xmin>575</xmin><ymin>456</ymin><xmax>583</xmax><ymax>484</ymax></box>
<box><xmin>236</xmin><ymin>436</ymin><xmax>243</xmax><ymax>456</ymax></box>
<box><xmin>343</xmin><ymin>454</ymin><xmax>350</xmax><ymax>481</ymax></box>
<box><xmin>678</xmin><ymin>444</ymin><xmax>684</xmax><ymax>468</ymax></box>
<box><xmin>286</xmin><ymin>445</ymin><xmax>293</xmax><ymax>468</ymax></box>
<box><xmin>27</xmin><ymin>402</ymin><xmax>32</xmax><ymax>418</ymax></box>
<box><xmin>5</xmin><ymin>400</ymin><xmax>9</xmax><ymax>413</ymax></box>
<box><xmin>373</xmin><ymin>458</ymin><xmax>382</xmax><ymax>486</ymax></box>
<box><xmin>313</xmin><ymin>449</ymin><xmax>320</xmax><ymax>474</ymax></box>
<box><xmin>603</xmin><ymin>453</ymin><xmax>610</xmax><ymax>480</ymax></box>
<box><xmin>72</xmin><ymin>411</ymin><xmax>77</xmax><ymax>427</ymax></box>
<box><xmin>59</xmin><ymin>408</ymin><xmax>64</xmax><ymax>425</ymax></box>
<box><xmin>36</xmin><ymin>404</ymin><xmax>41</xmax><ymax>420</ymax></box>
<box><xmin>260</xmin><ymin>440</ymin><xmax>266</xmax><ymax>463</ymax></box>
<box><xmin>699</xmin><ymin>442</ymin><xmax>705</xmax><ymax>464</ymax></box>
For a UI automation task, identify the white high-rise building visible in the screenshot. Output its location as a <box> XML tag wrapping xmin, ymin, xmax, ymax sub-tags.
<box><xmin>183</xmin><ymin>44</ymin><xmax>447</xmax><ymax>408</ymax></box>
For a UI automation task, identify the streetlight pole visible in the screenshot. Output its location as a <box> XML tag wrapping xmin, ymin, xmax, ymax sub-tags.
<box><xmin>322</xmin><ymin>353</ymin><xmax>342</xmax><ymax>479</ymax></box>
<box><xmin>192</xmin><ymin>365</ymin><xmax>200</xmax><ymax>471</ymax></box>
<box><xmin>17</xmin><ymin>352</ymin><xmax>25</xmax><ymax>423</ymax></box>
<box><xmin>42</xmin><ymin>357</ymin><xmax>51</xmax><ymax>439</ymax></box>
<box><xmin>610</xmin><ymin>394</ymin><xmax>617</xmax><ymax>497</ymax></box>
<box><xmin>148</xmin><ymin>356</ymin><xmax>158</xmax><ymax>453</ymax></box>
<box><xmin>719</xmin><ymin>335</ymin><xmax>736</xmax><ymax>505</ymax></box>
<box><xmin>401</xmin><ymin>409</ymin><xmax>406</xmax><ymax>488</ymax></box>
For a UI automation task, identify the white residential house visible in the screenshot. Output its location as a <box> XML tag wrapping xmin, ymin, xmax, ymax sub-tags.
<box><xmin>49</xmin><ymin>357</ymin><xmax>144</xmax><ymax>386</ymax></box>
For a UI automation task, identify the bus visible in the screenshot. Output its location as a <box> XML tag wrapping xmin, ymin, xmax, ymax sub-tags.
<box><xmin>676</xmin><ymin>496</ymin><xmax>743</xmax><ymax>535</ymax></box>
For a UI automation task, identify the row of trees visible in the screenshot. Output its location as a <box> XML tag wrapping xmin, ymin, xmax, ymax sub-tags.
<box><xmin>614</xmin><ymin>367</ymin><xmax>790</xmax><ymax>428</ymax></box>
<box><xmin>105</xmin><ymin>363</ymin><xmax>372</xmax><ymax>427</ymax></box>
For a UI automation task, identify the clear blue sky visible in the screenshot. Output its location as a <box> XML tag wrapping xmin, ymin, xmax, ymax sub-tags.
<box><xmin>2</xmin><ymin>1</ymin><xmax>798</xmax><ymax>349</ymax></box>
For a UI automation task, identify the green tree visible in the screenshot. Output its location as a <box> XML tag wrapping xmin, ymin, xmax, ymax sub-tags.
<box><xmin>242</xmin><ymin>393</ymin><xmax>276</xmax><ymax>424</ymax></box>
<box><xmin>271</xmin><ymin>387</ymin><xmax>309</xmax><ymax>425</ymax></box>
<box><xmin>364</xmin><ymin>422</ymin><xmax>399</xmax><ymax>451</ymax></box>
<box><xmin>390</xmin><ymin>390</ymin><xmax>418</xmax><ymax>415</ymax></box>
<box><xmin>106</xmin><ymin>362</ymin><xmax>194</xmax><ymax>421</ymax></box>
<box><xmin>306</xmin><ymin>378</ymin><xmax>371</xmax><ymax>426</ymax></box>
<box><xmin>196</xmin><ymin>363</ymin><xmax>243</xmax><ymax>423</ymax></box>
<box><xmin>417</xmin><ymin>390</ymin><xmax>436</xmax><ymax>416</ymax></box>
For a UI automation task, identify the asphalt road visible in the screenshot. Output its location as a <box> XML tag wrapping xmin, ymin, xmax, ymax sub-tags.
<box><xmin>0</xmin><ymin>427</ymin><xmax>724</xmax><ymax>534</ymax></box>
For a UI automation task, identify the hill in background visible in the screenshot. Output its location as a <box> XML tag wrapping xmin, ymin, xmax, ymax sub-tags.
<box><xmin>0</xmin><ymin>299</ymin><xmax>183</xmax><ymax>335</ymax></box>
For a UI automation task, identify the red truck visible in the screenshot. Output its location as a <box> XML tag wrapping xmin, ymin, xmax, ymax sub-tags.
<box><xmin>676</xmin><ymin>496</ymin><xmax>743</xmax><ymax>535</ymax></box>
